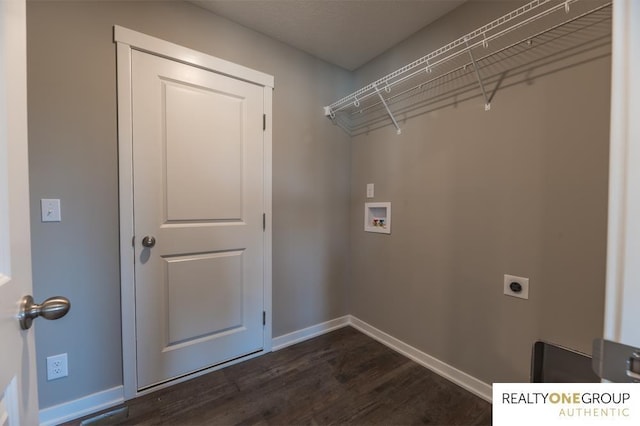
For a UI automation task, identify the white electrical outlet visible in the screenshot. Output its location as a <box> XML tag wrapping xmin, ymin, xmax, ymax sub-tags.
<box><xmin>504</xmin><ymin>274</ymin><xmax>529</xmax><ymax>300</ymax></box>
<box><xmin>46</xmin><ymin>353</ymin><xmax>68</xmax><ymax>380</ymax></box>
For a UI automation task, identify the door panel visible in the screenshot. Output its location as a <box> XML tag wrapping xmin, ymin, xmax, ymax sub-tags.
<box><xmin>0</xmin><ymin>0</ymin><xmax>38</xmax><ymax>424</ymax></box>
<box><xmin>164</xmin><ymin>80</ymin><xmax>243</xmax><ymax>221</ymax></box>
<box><xmin>132</xmin><ymin>50</ymin><xmax>264</xmax><ymax>389</ymax></box>
<box><xmin>165</xmin><ymin>251</ymin><xmax>244</xmax><ymax>345</ymax></box>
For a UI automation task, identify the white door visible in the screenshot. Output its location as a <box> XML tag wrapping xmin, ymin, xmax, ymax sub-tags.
<box><xmin>131</xmin><ymin>50</ymin><xmax>266</xmax><ymax>389</ymax></box>
<box><xmin>597</xmin><ymin>0</ymin><xmax>640</xmax><ymax>375</ymax></box>
<box><xmin>0</xmin><ymin>0</ymin><xmax>39</xmax><ymax>424</ymax></box>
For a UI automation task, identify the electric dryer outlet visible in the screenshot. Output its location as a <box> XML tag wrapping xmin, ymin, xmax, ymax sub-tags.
<box><xmin>504</xmin><ymin>274</ymin><xmax>529</xmax><ymax>300</ymax></box>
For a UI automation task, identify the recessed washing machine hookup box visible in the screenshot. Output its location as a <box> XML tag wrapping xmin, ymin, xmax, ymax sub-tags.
<box><xmin>364</xmin><ymin>202</ymin><xmax>391</xmax><ymax>234</ymax></box>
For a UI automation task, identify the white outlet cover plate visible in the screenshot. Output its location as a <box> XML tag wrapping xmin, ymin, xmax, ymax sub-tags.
<box><xmin>46</xmin><ymin>353</ymin><xmax>68</xmax><ymax>380</ymax></box>
<box><xmin>504</xmin><ymin>274</ymin><xmax>529</xmax><ymax>300</ymax></box>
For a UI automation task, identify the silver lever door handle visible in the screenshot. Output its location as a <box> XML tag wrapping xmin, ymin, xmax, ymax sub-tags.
<box><xmin>18</xmin><ymin>295</ymin><xmax>70</xmax><ymax>330</ymax></box>
<box><xmin>142</xmin><ymin>236</ymin><xmax>156</xmax><ymax>248</ymax></box>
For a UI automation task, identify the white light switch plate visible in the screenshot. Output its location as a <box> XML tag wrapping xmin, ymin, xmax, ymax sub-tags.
<box><xmin>41</xmin><ymin>199</ymin><xmax>61</xmax><ymax>222</ymax></box>
<box><xmin>366</xmin><ymin>183</ymin><xmax>374</xmax><ymax>198</ymax></box>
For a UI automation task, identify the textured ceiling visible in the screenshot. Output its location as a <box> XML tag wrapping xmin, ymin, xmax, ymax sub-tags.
<box><xmin>191</xmin><ymin>0</ymin><xmax>466</xmax><ymax>70</ymax></box>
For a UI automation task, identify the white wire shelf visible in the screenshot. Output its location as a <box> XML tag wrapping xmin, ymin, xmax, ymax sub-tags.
<box><xmin>324</xmin><ymin>0</ymin><xmax>612</xmax><ymax>136</ymax></box>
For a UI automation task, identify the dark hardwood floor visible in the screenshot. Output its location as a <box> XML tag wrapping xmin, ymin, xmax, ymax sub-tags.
<box><xmin>65</xmin><ymin>327</ymin><xmax>491</xmax><ymax>425</ymax></box>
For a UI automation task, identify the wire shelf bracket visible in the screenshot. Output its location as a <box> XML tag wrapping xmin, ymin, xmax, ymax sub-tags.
<box><xmin>464</xmin><ymin>38</ymin><xmax>491</xmax><ymax>111</ymax></box>
<box><xmin>373</xmin><ymin>84</ymin><xmax>402</xmax><ymax>135</ymax></box>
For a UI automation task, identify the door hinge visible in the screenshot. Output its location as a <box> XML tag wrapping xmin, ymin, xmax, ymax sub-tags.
<box><xmin>263</xmin><ymin>114</ymin><xmax>266</xmax><ymax>131</ymax></box>
<box><xmin>263</xmin><ymin>311</ymin><xmax>266</xmax><ymax>326</ymax></box>
<box><xmin>132</xmin><ymin>236</ymin><xmax>135</xmax><ymax>247</ymax></box>
<box><xmin>263</xmin><ymin>213</ymin><xmax>266</xmax><ymax>231</ymax></box>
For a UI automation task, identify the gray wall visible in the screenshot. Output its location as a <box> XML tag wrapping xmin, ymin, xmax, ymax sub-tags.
<box><xmin>349</xmin><ymin>0</ymin><xmax>610</xmax><ymax>383</ymax></box>
<box><xmin>27</xmin><ymin>0</ymin><xmax>352</xmax><ymax>408</ymax></box>
<box><xmin>27</xmin><ymin>0</ymin><xmax>611</xmax><ymax>411</ymax></box>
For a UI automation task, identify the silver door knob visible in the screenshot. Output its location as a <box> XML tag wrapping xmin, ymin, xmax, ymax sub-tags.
<box><xmin>18</xmin><ymin>295</ymin><xmax>70</xmax><ymax>330</ymax></box>
<box><xmin>142</xmin><ymin>236</ymin><xmax>156</xmax><ymax>248</ymax></box>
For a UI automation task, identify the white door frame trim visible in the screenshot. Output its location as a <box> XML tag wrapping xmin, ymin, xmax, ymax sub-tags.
<box><xmin>603</xmin><ymin>0</ymin><xmax>640</xmax><ymax>348</ymax></box>
<box><xmin>114</xmin><ymin>26</ymin><xmax>273</xmax><ymax>400</ymax></box>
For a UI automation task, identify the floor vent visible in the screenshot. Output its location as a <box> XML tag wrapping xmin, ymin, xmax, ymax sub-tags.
<box><xmin>80</xmin><ymin>406</ymin><xmax>129</xmax><ymax>425</ymax></box>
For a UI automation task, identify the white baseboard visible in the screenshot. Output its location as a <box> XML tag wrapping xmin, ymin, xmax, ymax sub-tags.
<box><xmin>39</xmin><ymin>315</ymin><xmax>490</xmax><ymax>424</ymax></box>
<box><xmin>348</xmin><ymin>316</ymin><xmax>493</xmax><ymax>402</ymax></box>
<box><xmin>271</xmin><ymin>315</ymin><xmax>350</xmax><ymax>351</ymax></box>
<box><xmin>39</xmin><ymin>385</ymin><xmax>124</xmax><ymax>426</ymax></box>
<box><xmin>271</xmin><ymin>315</ymin><xmax>492</xmax><ymax>402</ymax></box>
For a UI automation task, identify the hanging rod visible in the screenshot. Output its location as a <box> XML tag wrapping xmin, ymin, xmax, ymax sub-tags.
<box><xmin>324</xmin><ymin>0</ymin><xmax>587</xmax><ymax>134</ymax></box>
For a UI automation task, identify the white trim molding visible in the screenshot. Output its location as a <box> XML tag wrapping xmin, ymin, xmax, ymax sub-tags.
<box><xmin>604</xmin><ymin>0</ymin><xmax>640</xmax><ymax>348</ymax></box>
<box><xmin>115</xmin><ymin>26</ymin><xmax>274</xmax><ymax>400</ymax></box>
<box><xmin>272</xmin><ymin>316</ymin><xmax>351</xmax><ymax>351</ymax></box>
<box><xmin>348</xmin><ymin>316</ymin><xmax>492</xmax><ymax>402</ymax></box>
<box><xmin>39</xmin><ymin>386</ymin><xmax>124</xmax><ymax>426</ymax></box>
<box><xmin>115</xmin><ymin>37</ymin><xmax>137</xmax><ymax>401</ymax></box>
<box><xmin>42</xmin><ymin>316</ymin><xmax>492</xmax><ymax>423</ymax></box>
<box><xmin>271</xmin><ymin>315</ymin><xmax>492</xmax><ymax>402</ymax></box>
<box><xmin>113</xmin><ymin>26</ymin><xmax>274</xmax><ymax>88</ymax></box>
<box><xmin>262</xmin><ymin>85</ymin><xmax>274</xmax><ymax>353</ymax></box>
